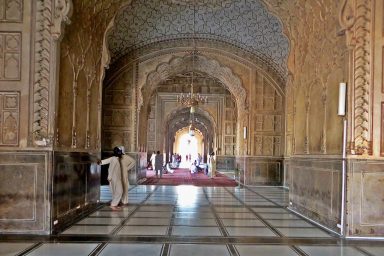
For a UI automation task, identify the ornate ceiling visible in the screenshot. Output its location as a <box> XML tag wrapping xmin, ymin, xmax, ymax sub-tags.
<box><xmin>108</xmin><ymin>0</ymin><xmax>289</xmax><ymax>77</ymax></box>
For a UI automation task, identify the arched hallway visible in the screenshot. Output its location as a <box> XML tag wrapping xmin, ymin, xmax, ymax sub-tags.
<box><xmin>2</xmin><ymin>185</ymin><xmax>383</xmax><ymax>256</ymax></box>
<box><xmin>2</xmin><ymin>0</ymin><xmax>384</xmax><ymax>251</ymax></box>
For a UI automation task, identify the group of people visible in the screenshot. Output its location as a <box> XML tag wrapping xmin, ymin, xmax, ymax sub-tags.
<box><xmin>97</xmin><ymin>146</ymin><xmax>136</xmax><ymax>211</ymax></box>
<box><xmin>190</xmin><ymin>152</ymin><xmax>216</xmax><ymax>178</ymax></box>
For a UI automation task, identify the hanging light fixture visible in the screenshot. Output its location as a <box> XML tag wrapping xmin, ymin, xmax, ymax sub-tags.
<box><xmin>177</xmin><ymin>0</ymin><xmax>208</xmax><ymax>114</ymax></box>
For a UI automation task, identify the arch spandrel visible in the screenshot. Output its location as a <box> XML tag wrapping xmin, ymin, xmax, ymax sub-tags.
<box><xmin>141</xmin><ymin>54</ymin><xmax>247</xmax><ymax>114</ymax></box>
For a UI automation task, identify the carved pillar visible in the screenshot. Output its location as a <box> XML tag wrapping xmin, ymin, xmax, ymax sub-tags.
<box><xmin>340</xmin><ymin>0</ymin><xmax>373</xmax><ymax>155</ymax></box>
<box><xmin>31</xmin><ymin>0</ymin><xmax>72</xmax><ymax>147</ymax></box>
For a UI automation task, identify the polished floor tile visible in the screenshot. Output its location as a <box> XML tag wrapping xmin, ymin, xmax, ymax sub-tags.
<box><xmin>258</xmin><ymin>212</ymin><xmax>301</xmax><ymax>219</ymax></box>
<box><xmin>139</xmin><ymin>206</ymin><xmax>173</xmax><ymax>211</ymax></box>
<box><xmin>98</xmin><ymin>243</ymin><xmax>163</xmax><ymax>256</ymax></box>
<box><xmin>132</xmin><ymin>211</ymin><xmax>172</xmax><ymax>218</ymax></box>
<box><xmin>174</xmin><ymin>212</ymin><xmax>215</xmax><ymax>219</ymax></box>
<box><xmin>125</xmin><ymin>217</ymin><xmax>171</xmax><ymax>226</ymax></box>
<box><xmin>266</xmin><ymin>219</ymin><xmax>315</xmax><ymax>227</ymax></box>
<box><xmin>0</xmin><ymin>242</ymin><xmax>35</xmax><ymax>256</ymax></box>
<box><xmin>225</xmin><ymin>227</ymin><xmax>277</xmax><ymax>237</ymax></box>
<box><xmin>3</xmin><ymin>185</ymin><xmax>383</xmax><ymax>256</ymax></box>
<box><xmin>235</xmin><ymin>245</ymin><xmax>299</xmax><ymax>256</ymax></box>
<box><xmin>221</xmin><ymin>218</ymin><xmax>265</xmax><ymax>227</ymax></box>
<box><xmin>298</xmin><ymin>246</ymin><xmax>366</xmax><ymax>256</ymax></box>
<box><xmin>214</xmin><ymin>206</ymin><xmax>251</xmax><ymax>212</ymax></box>
<box><xmin>61</xmin><ymin>225</ymin><xmax>116</xmax><ymax>235</ymax></box>
<box><xmin>217</xmin><ymin>212</ymin><xmax>256</xmax><ymax>219</ymax></box>
<box><xmin>90</xmin><ymin>211</ymin><xmax>129</xmax><ymax>217</ymax></box>
<box><xmin>173</xmin><ymin>218</ymin><xmax>218</xmax><ymax>226</ymax></box>
<box><xmin>117</xmin><ymin>225</ymin><xmax>168</xmax><ymax>236</ymax></box>
<box><xmin>251</xmin><ymin>207</ymin><xmax>289</xmax><ymax>213</ymax></box>
<box><xmin>169</xmin><ymin>244</ymin><xmax>230</xmax><ymax>256</ymax></box>
<box><xmin>277</xmin><ymin>227</ymin><xmax>332</xmax><ymax>237</ymax></box>
<box><xmin>25</xmin><ymin>243</ymin><xmax>99</xmax><ymax>256</ymax></box>
<box><xmin>76</xmin><ymin>217</ymin><xmax>125</xmax><ymax>225</ymax></box>
<box><xmin>172</xmin><ymin>226</ymin><xmax>222</xmax><ymax>236</ymax></box>
<box><xmin>358</xmin><ymin>246</ymin><xmax>384</xmax><ymax>255</ymax></box>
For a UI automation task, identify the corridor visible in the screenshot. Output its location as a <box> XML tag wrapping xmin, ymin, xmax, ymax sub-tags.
<box><xmin>1</xmin><ymin>185</ymin><xmax>383</xmax><ymax>256</ymax></box>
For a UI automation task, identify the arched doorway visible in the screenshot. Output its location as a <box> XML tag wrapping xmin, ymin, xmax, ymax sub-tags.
<box><xmin>174</xmin><ymin>128</ymin><xmax>203</xmax><ymax>168</ymax></box>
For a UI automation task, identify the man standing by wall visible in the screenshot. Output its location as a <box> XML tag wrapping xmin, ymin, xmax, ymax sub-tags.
<box><xmin>119</xmin><ymin>146</ymin><xmax>136</xmax><ymax>206</ymax></box>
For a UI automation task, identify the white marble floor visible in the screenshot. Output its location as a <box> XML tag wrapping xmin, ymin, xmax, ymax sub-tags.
<box><xmin>1</xmin><ymin>185</ymin><xmax>384</xmax><ymax>256</ymax></box>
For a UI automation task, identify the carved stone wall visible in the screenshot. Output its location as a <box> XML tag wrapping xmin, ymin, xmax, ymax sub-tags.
<box><xmin>0</xmin><ymin>92</ymin><xmax>19</xmax><ymax>146</ymax></box>
<box><xmin>0</xmin><ymin>32</ymin><xmax>20</xmax><ymax>80</ymax></box>
<box><xmin>102</xmin><ymin>66</ymin><xmax>135</xmax><ymax>152</ymax></box>
<box><xmin>0</xmin><ymin>0</ymin><xmax>22</xmax><ymax>22</ymax></box>
<box><xmin>223</xmin><ymin>95</ymin><xmax>236</xmax><ymax>155</ymax></box>
<box><xmin>57</xmin><ymin>0</ymin><xmax>122</xmax><ymax>150</ymax></box>
<box><xmin>261</xmin><ymin>0</ymin><xmax>348</xmax><ymax>235</ymax></box>
<box><xmin>250</xmin><ymin>70</ymin><xmax>283</xmax><ymax>157</ymax></box>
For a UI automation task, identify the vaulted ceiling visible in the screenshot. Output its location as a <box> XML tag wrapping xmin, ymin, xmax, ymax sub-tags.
<box><xmin>108</xmin><ymin>0</ymin><xmax>289</xmax><ymax>78</ymax></box>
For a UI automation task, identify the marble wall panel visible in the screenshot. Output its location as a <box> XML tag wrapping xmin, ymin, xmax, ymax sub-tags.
<box><xmin>0</xmin><ymin>152</ymin><xmax>50</xmax><ymax>234</ymax></box>
<box><xmin>216</xmin><ymin>156</ymin><xmax>235</xmax><ymax>171</ymax></box>
<box><xmin>288</xmin><ymin>157</ymin><xmax>342</xmax><ymax>233</ymax></box>
<box><xmin>52</xmin><ymin>152</ymin><xmax>100</xmax><ymax>233</ymax></box>
<box><xmin>236</xmin><ymin>156</ymin><xmax>283</xmax><ymax>185</ymax></box>
<box><xmin>347</xmin><ymin>160</ymin><xmax>384</xmax><ymax>236</ymax></box>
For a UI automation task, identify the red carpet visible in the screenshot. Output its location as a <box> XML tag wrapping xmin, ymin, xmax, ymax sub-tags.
<box><xmin>140</xmin><ymin>168</ymin><xmax>237</xmax><ymax>187</ymax></box>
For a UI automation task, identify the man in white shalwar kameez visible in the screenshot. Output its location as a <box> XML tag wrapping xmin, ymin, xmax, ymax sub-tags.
<box><xmin>98</xmin><ymin>147</ymin><xmax>123</xmax><ymax>210</ymax></box>
<box><xmin>118</xmin><ymin>146</ymin><xmax>136</xmax><ymax>205</ymax></box>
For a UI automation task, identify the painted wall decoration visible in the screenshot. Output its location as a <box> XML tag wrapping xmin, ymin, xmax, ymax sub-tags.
<box><xmin>108</xmin><ymin>0</ymin><xmax>289</xmax><ymax>79</ymax></box>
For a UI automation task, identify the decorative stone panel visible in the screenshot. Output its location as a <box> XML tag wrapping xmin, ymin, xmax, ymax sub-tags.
<box><xmin>0</xmin><ymin>0</ymin><xmax>22</xmax><ymax>22</ymax></box>
<box><xmin>0</xmin><ymin>152</ymin><xmax>50</xmax><ymax>234</ymax></box>
<box><xmin>0</xmin><ymin>32</ymin><xmax>21</xmax><ymax>80</ymax></box>
<box><xmin>288</xmin><ymin>157</ymin><xmax>341</xmax><ymax>233</ymax></box>
<box><xmin>347</xmin><ymin>160</ymin><xmax>384</xmax><ymax>236</ymax></box>
<box><xmin>0</xmin><ymin>92</ymin><xmax>19</xmax><ymax>146</ymax></box>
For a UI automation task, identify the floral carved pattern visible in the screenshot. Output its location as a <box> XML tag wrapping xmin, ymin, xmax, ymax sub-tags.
<box><xmin>340</xmin><ymin>0</ymin><xmax>372</xmax><ymax>155</ymax></box>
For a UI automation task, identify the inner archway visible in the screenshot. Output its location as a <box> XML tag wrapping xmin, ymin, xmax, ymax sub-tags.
<box><xmin>174</xmin><ymin>127</ymin><xmax>203</xmax><ymax>168</ymax></box>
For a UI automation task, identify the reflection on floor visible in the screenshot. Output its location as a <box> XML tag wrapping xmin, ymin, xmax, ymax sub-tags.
<box><xmin>1</xmin><ymin>185</ymin><xmax>384</xmax><ymax>256</ymax></box>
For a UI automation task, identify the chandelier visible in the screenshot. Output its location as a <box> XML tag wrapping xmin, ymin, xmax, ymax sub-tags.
<box><xmin>177</xmin><ymin>0</ymin><xmax>208</xmax><ymax>114</ymax></box>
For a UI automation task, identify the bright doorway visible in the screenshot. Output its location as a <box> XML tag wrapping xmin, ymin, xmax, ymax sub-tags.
<box><xmin>174</xmin><ymin>127</ymin><xmax>204</xmax><ymax>168</ymax></box>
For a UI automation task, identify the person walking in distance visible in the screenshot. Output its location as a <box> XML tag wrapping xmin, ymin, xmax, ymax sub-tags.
<box><xmin>118</xmin><ymin>146</ymin><xmax>136</xmax><ymax>206</ymax></box>
<box><xmin>208</xmin><ymin>151</ymin><xmax>216</xmax><ymax>178</ymax></box>
<box><xmin>154</xmin><ymin>151</ymin><xmax>164</xmax><ymax>178</ymax></box>
<box><xmin>150</xmin><ymin>151</ymin><xmax>156</xmax><ymax>170</ymax></box>
<box><xmin>98</xmin><ymin>147</ymin><xmax>123</xmax><ymax>210</ymax></box>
